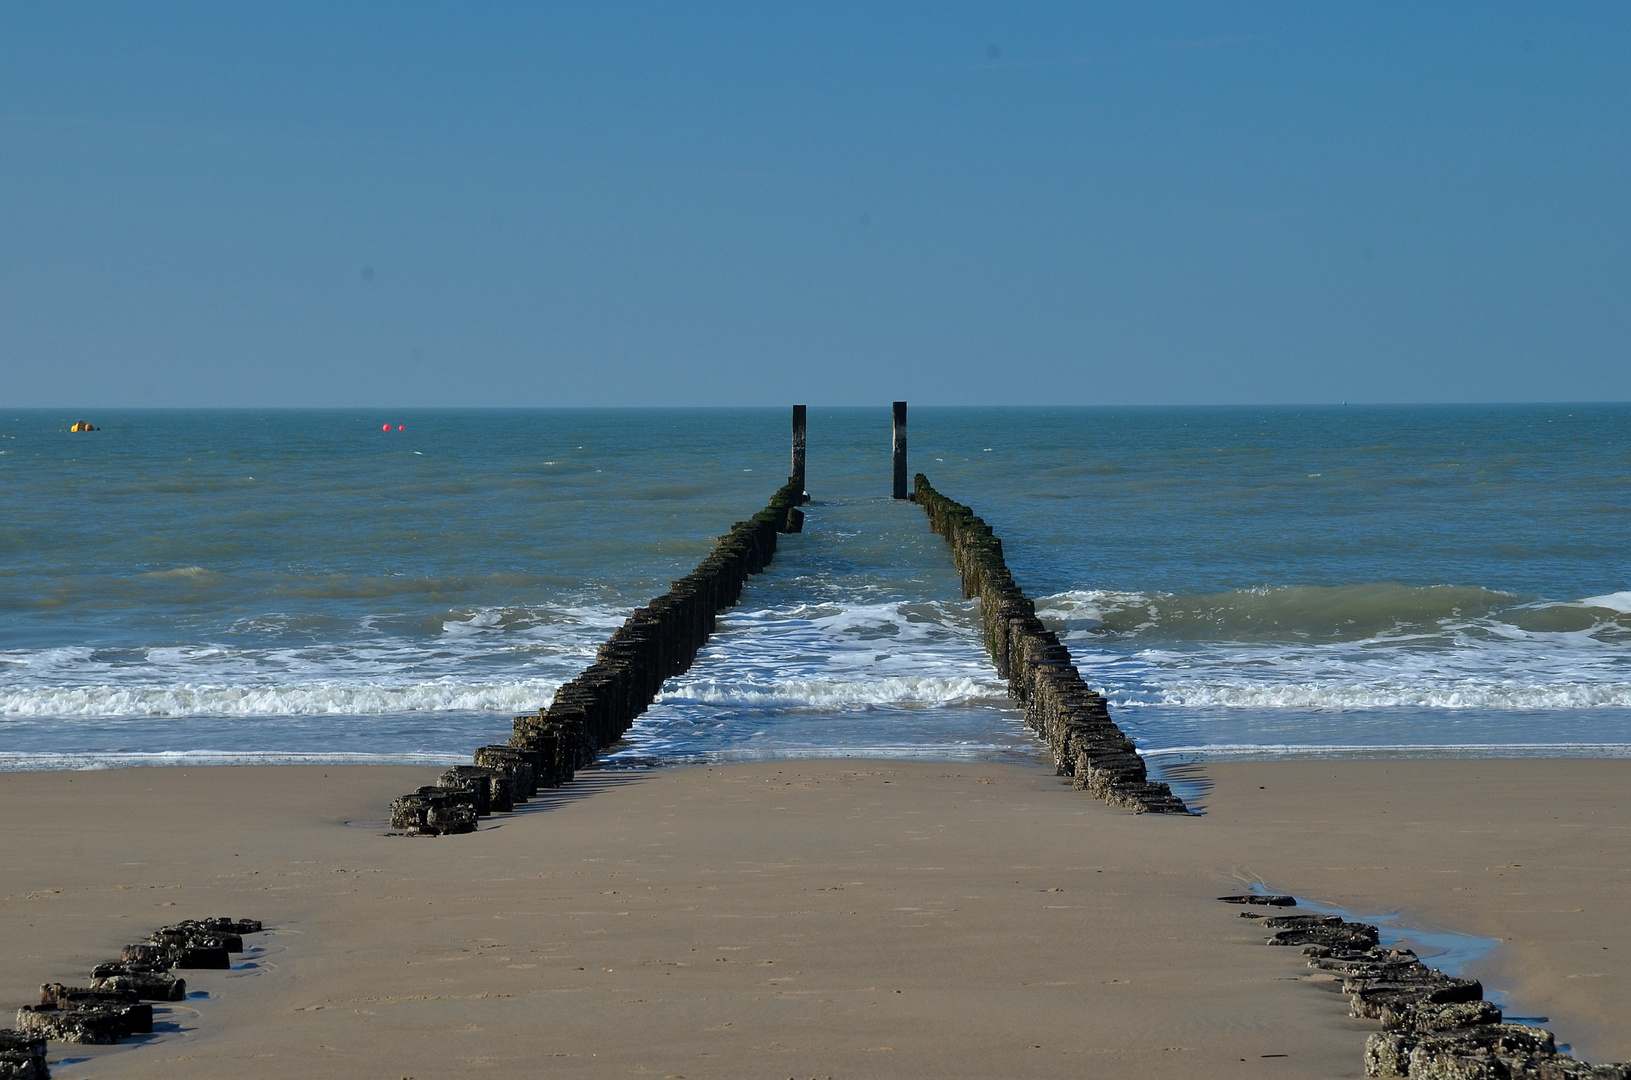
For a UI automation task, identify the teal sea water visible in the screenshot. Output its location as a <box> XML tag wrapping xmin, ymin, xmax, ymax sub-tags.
<box><xmin>2</xmin><ymin>406</ymin><xmax>1628</xmax><ymax>770</ymax></box>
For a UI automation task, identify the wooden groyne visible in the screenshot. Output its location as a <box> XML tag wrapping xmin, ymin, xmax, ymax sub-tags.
<box><xmin>1218</xmin><ymin>894</ymin><xmax>1631</xmax><ymax>1079</ymax></box>
<box><xmin>4</xmin><ymin>916</ymin><xmax>263</xmax><ymax>1059</ymax></box>
<box><xmin>389</xmin><ymin>477</ymin><xmax>809</xmax><ymax>835</ymax></box>
<box><xmin>911</xmin><ymin>473</ymin><xmax>1189</xmax><ymax>814</ymax></box>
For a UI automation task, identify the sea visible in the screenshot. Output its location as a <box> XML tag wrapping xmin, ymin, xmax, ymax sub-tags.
<box><xmin>3</xmin><ymin>406</ymin><xmax>1629</xmax><ymax>773</ymax></box>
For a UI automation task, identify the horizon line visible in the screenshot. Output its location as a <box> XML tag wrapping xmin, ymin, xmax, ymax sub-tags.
<box><xmin>5</xmin><ymin>400</ymin><xmax>1629</xmax><ymax>413</ymax></box>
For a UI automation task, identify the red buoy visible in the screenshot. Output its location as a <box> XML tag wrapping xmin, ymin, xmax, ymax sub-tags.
<box><xmin>382</xmin><ymin>424</ymin><xmax>390</xmax><ymax>432</ymax></box>
<box><xmin>397</xmin><ymin>425</ymin><xmax>404</xmax><ymax>431</ymax></box>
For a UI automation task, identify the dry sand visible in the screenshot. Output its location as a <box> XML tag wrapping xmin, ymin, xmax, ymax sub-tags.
<box><xmin>1</xmin><ymin>757</ymin><xmax>1626</xmax><ymax>1079</ymax></box>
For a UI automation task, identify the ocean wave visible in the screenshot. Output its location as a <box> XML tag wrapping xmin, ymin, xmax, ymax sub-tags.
<box><xmin>0</xmin><ymin>631</ymin><xmax>601</xmax><ymax>682</ymax></box>
<box><xmin>0</xmin><ymin>750</ymin><xmax>470</xmax><ymax>772</ymax></box>
<box><xmin>600</xmin><ymin>744</ymin><xmax>1038</xmax><ymax>766</ymax></box>
<box><xmin>1139</xmin><ymin>743</ymin><xmax>1631</xmax><ymax>759</ymax></box>
<box><xmin>440</xmin><ymin>605</ymin><xmax>631</xmax><ymax>636</ymax></box>
<box><xmin>657</xmin><ymin>675</ymin><xmax>1006</xmax><ymax>709</ymax></box>
<box><xmin>1036</xmin><ymin>584</ymin><xmax>1631</xmax><ymax>643</ymax></box>
<box><xmin>141</xmin><ymin>565</ymin><xmax>221</xmax><ymax>580</ymax></box>
<box><xmin>719</xmin><ymin>598</ymin><xmax>981</xmax><ymax>633</ymax></box>
<box><xmin>1114</xmin><ymin>680</ymin><xmax>1631</xmax><ymax>710</ymax></box>
<box><xmin>0</xmin><ymin>680</ymin><xmax>561</xmax><ymax>718</ymax></box>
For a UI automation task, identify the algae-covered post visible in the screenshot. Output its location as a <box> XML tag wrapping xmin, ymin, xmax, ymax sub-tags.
<box><xmin>911</xmin><ymin>472</ymin><xmax>1189</xmax><ymax>814</ymax></box>
<box><xmin>389</xmin><ymin>473</ymin><xmax>809</xmax><ymax>836</ymax></box>
<box><xmin>792</xmin><ymin>404</ymin><xmax>807</xmax><ymax>490</ymax></box>
<box><xmin>892</xmin><ymin>400</ymin><xmax>908</xmax><ymax>499</ymax></box>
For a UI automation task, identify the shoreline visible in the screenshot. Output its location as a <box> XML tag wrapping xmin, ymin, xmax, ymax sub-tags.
<box><xmin>2</xmin><ymin>757</ymin><xmax>1626</xmax><ymax>1077</ymax></box>
<box><xmin>8</xmin><ymin>739</ymin><xmax>1631</xmax><ymax>774</ymax></box>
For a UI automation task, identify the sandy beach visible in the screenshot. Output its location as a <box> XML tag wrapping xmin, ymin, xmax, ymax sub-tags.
<box><xmin>2</xmin><ymin>757</ymin><xmax>1627</xmax><ymax>1079</ymax></box>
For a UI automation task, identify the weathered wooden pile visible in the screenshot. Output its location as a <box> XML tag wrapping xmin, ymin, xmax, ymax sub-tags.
<box><xmin>1220</xmin><ymin>894</ymin><xmax>1631</xmax><ymax>1078</ymax></box>
<box><xmin>389</xmin><ymin>478</ymin><xmax>809</xmax><ymax>835</ymax></box>
<box><xmin>0</xmin><ymin>1031</ymin><xmax>47</xmax><ymax>1080</ymax></box>
<box><xmin>2</xmin><ymin>916</ymin><xmax>263</xmax><ymax>1071</ymax></box>
<box><xmin>911</xmin><ymin>473</ymin><xmax>1188</xmax><ymax>814</ymax></box>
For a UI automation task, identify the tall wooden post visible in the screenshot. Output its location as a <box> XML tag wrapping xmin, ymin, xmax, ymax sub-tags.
<box><xmin>791</xmin><ymin>404</ymin><xmax>807</xmax><ymax>490</ymax></box>
<box><xmin>892</xmin><ymin>401</ymin><xmax>908</xmax><ymax>499</ymax></box>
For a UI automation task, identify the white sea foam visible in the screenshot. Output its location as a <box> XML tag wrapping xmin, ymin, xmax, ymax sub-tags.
<box><xmin>0</xmin><ymin>605</ymin><xmax>619</xmax><ymax>707</ymax></box>
<box><xmin>441</xmin><ymin>609</ymin><xmax>506</xmax><ymax>635</ymax></box>
<box><xmin>654</xmin><ymin>600</ymin><xmax>999</xmax><ymax>707</ymax></box>
<box><xmin>0</xmin><ymin>680</ymin><xmax>561</xmax><ymax>718</ymax></box>
<box><xmin>1580</xmin><ymin>591</ymin><xmax>1631</xmax><ymax>614</ymax></box>
<box><xmin>1123</xmin><ymin>680</ymin><xmax>1631</xmax><ymax>710</ymax></box>
<box><xmin>439</xmin><ymin>605</ymin><xmax>630</xmax><ymax>637</ymax></box>
<box><xmin>1035</xmin><ymin>589</ymin><xmax>1162</xmax><ymax>625</ymax></box>
<box><xmin>602</xmin><ymin>744</ymin><xmax>1034</xmax><ymax>765</ymax></box>
<box><xmin>658</xmin><ymin>675</ymin><xmax>1005</xmax><ymax>709</ymax></box>
<box><xmin>1032</xmin><ymin>584</ymin><xmax>1569</xmax><ymax>643</ymax></box>
<box><xmin>1139</xmin><ymin>743</ymin><xmax>1631</xmax><ymax>759</ymax></box>
<box><xmin>0</xmin><ymin>750</ymin><xmax>470</xmax><ymax>772</ymax></box>
<box><xmin>141</xmin><ymin>565</ymin><xmax>220</xmax><ymax>580</ymax></box>
<box><xmin>1033</xmin><ymin>581</ymin><xmax>1631</xmax><ymax>713</ymax></box>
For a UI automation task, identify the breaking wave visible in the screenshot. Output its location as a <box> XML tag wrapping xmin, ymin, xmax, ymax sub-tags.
<box><xmin>658</xmin><ymin>674</ymin><xmax>1005</xmax><ymax>709</ymax></box>
<box><xmin>0</xmin><ymin>680</ymin><xmax>560</xmax><ymax>718</ymax></box>
<box><xmin>1031</xmin><ymin>584</ymin><xmax>1631</xmax><ymax>712</ymax></box>
<box><xmin>1141</xmin><ymin>743</ymin><xmax>1631</xmax><ymax>760</ymax></box>
<box><xmin>0</xmin><ymin>750</ymin><xmax>470</xmax><ymax>772</ymax></box>
<box><xmin>1122</xmin><ymin>680</ymin><xmax>1631</xmax><ymax>711</ymax></box>
<box><xmin>1035</xmin><ymin>584</ymin><xmax>1631</xmax><ymax>643</ymax></box>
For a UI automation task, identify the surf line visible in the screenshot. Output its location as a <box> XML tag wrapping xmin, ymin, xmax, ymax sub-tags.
<box><xmin>388</xmin><ymin>476</ymin><xmax>810</xmax><ymax>836</ymax></box>
<box><xmin>910</xmin><ymin>473</ymin><xmax>1189</xmax><ymax>814</ymax></box>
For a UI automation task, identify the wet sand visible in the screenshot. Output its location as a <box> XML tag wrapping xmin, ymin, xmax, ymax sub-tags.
<box><xmin>1</xmin><ymin>758</ymin><xmax>1626</xmax><ymax>1078</ymax></box>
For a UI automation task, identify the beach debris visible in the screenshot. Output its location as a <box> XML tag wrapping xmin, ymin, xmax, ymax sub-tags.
<box><xmin>1</xmin><ymin>915</ymin><xmax>265</xmax><ymax>1063</ymax></box>
<box><xmin>27</xmin><ymin>987</ymin><xmax>151</xmax><ymax>1039</ymax></box>
<box><xmin>121</xmin><ymin>940</ymin><xmax>229</xmax><ymax>969</ymax></box>
<box><xmin>387</xmin><ymin>478</ymin><xmax>810</xmax><ymax>836</ymax></box>
<box><xmin>1224</xmin><ymin>897</ymin><xmax>1631</xmax><ymax>1078</ymax></box>
<box><xmin>38</xmin><ymin>985</ymin><xmax>132</xmax><ymax>1010</ymax></box>
<box><xmin>1367</xmin><ymin>1023</ymin><xmax>1565</xmax><ymax>1079</ymax></box>
<box><xmin>1265</xmin><ymin>913</ymin><xmax>1382</xmax><ymax>951</ymax></box>
<box><xmin>87</xmin><ymin>962</ymin><xmax>186</xmax><ymax>1000</ymax></box>
<box><xmin>1382</xmin><ymin>1000</ymin><xmax>1502</xmax><ymax>1033</ymax></box>
<box><xmin>1351</xmin><ymin>976</ymin><xmax>1485</xmax><ymax>1019</ymax></box>
<box><xmin>0</xmin><ymin>1030</ymin><xmax>49</xmax><ymax>1080</ymax></box>
<box><xmin>151</xmin><ymin>920</ymin><xmax>246</xmax><ymax>952</ymax></box>
<box><xmin>390</xmin><ymin>786</ymin><xmax>478</xmax><ymax>835</ymax></box>
<box><xmin>438</xmin><ymin>765</ymin><xmax>512</xmax><ymax>815</ymax></box>
<box><xmin>117</xmin><ymin>943</ymin><xmax>169</xmax><ymax>967</ymax></box>
<box><xmin>194</xmin><ymin>918</ymin><xmax>262</xmax><ymax>936</ymax></box>
<box><xmin>13</xmin><ymin>1007</ymin><xmax>123</xmax><ymax>1045</ymax></box>
<box><xmin>1219</xmin><ymin>893</ymin><xmax>1297</xmax><ymax>906</ymax></box>
<box><xmin>110</xmin><ymin>917</ymin><xmax>261</xmax><ymax>975</ymax></box>
<box><xmin>912</xmin><ymin>474</ymin><xmax>1190</xmax><ymax>814</ymax></box>
<box><xmin>472</xmin><ymin>745</ymin><xmax>535</xmax><ymax>800</ymax></box>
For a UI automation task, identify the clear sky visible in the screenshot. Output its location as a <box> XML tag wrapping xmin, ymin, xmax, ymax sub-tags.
<box><xmin>2</xmin><ymin>3</ymin><xmax>1626</xmax><ymax>407</ymax></box>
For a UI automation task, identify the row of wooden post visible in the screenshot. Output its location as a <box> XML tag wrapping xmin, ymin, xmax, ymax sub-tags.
<box><xmin>389</xmin><ymin>402</ymin><xmax>904</xmax><ymax>835</ymax></box>
<box><xmin>911</xmin><ymin>473</ymin><xmax>1190</xmax><ymax>814</ymax></box>
<box><xmin>388</xmin><ymin>475</ymin><xmax>810</xmax><ymax>835</ymax></box>
<box><xmin>787</xmin><ymin>402</ymin><xmax>908</xmax><ymax>500</ymax></box>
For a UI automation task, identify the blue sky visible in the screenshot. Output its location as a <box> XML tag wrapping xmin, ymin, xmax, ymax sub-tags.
<box><xmin>2</xmin><ymin>3</ymin><xmax>1626</xmax><ymax>406</ymax></box>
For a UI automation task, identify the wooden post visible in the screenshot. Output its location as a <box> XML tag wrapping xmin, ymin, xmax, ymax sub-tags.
<box><xmin>791</xmin><ymin>405</ymin><xmax>806</xmax><ymax>490</ymax></box>
<box><xmin>892</xmin><ymin>401</ymin><xmax>908</xmax><ymax>499</ymax></box>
